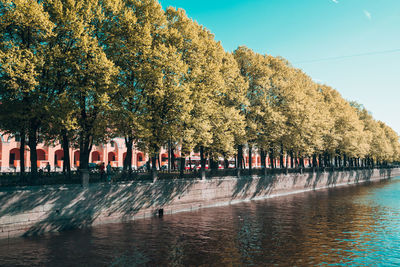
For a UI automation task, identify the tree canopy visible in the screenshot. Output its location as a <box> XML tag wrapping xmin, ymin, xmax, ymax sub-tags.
<box><xmin>1</xmin><ymin>0</ymin><xmax>399</xmax><ymax>178</ymax></box>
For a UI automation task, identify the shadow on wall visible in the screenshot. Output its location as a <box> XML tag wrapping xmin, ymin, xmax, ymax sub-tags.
<box><xmin>0</xmin><ymin>179</ymin><xmax>197</xmax><ymax>237</ymax></box>
<box><xmin>0</xmin><ymin>168</ymin><xmax>395</xmax><ymax>238</ymax></box>
<box><xmin>231</xmin><ymin>168</ymin><xmax>394</xmax><ymax>202</ymax></box>
<box><xmin>231</xmin><ymin>175</ymin><xmax>277</xmax><ymax>200</ymax></box>
<box><xmin>304</xmin><ymin>168</ymin><xmax>377</xmax><ymax>189</ymax></box>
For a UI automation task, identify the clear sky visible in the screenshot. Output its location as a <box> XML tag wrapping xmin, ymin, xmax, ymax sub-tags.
<box><xmin>159</xmin><ymin>0</ymin><xmax>400</xmax><ymax>135</ymax></box>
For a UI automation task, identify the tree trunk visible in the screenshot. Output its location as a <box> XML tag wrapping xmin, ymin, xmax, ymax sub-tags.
<box><xmin>157</xmin><ymin>155</ymin><xmax>161</xmax><ymax>170</ymax></box>
<box><xmin>312</xmin><ymin>154</ymin><xmax>317</xmax><ymax>168</ymax></box>
<box><xmin>280</xmin><ymin>143</ymin><xmax>284</xmax><ymax>169</ymax></box>
<box><xmin>171</xmin><ymin>147</ymin><xmax>176</xmax><ymax>170</ymax></box>
<box><xmin>179</xmin><ymin>156</ymin><xmax>185</xmax><ymax>178</ymax></box>
<box><xmin>168</xmin><ymin>140</ymin><xmax>171</xmax><ymax>173</ymax></box>
<box><xmin>248</xmin><ymin>145</ymin><xmax>253</xmax><ymax>173</ymax></box>
<box><xmin>209</xmin><ymin>156</ymin><xmax>216</xmax><ymax>173</ymax></box>
<box><xmin>318</xmin><ymin>154</ymin><xmax>323</xmax><ymax>168</ymax></box>
<box><xmin>290</xmin><ymin>151</ymin><xmax>294</xmax><ymax>168</ymax></box>
<box><xmin>123</xmin><ymin>136</ymin><xmax>133</xmax><ymax>172</ymax></box>
<box><xmin>28</xmin><ymin>123</ymin><xmax>38</xmax><ymax>179</ymax></box>
<box><xmin>20</xmin><ymin>129</ymin><xmax>25</xmax><ymax>174</ymax></box>
<box><xmin>269</xmin><ymin>148</ymin><xmax>274</xmax><ymax>169</ymax></box>
<box><xmin>79</xmin><ymin>135</ymin><xmax>92</xmax><ymax>171</ymax></box>
<box><xmin>260</xmin><ymin>149</ymin><xmax>266</xmax><ymax>169</ymax></box>
<box><xmin>79</xmin><ymin>132</ymin><xmax>93</xmax><ymax>186</ymax></box>
<box><xmin>237</xmin><ymin>145</ymin><xmax>243</xmax><ymax>169</ymax></box>
<box><xmin>224</xmin><ymin>153</ymin><xmax>229</xmax><ymax>169</ymax></box>
<box><xmin>152</xmin><ymin>153</ymin><xmax>158</xmax><ymax>182</ymax></box>
<box><xmin>200</xmin><ymin>146</ymin><xmax>206</xmax><ymax>179</ymax></box>
<box><xmin>62</xmin><ymin>130</ymin><xmax>71</xmax><ymax>178</ymax></box>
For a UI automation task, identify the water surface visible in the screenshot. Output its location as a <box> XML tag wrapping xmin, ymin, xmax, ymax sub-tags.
<box><xmin>1</xmin><ymin>177</ymin><xmax>400</xmax><ymax>266</ymax></box>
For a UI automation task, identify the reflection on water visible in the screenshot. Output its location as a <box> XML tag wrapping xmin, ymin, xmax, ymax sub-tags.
<box><xmin>1</xmin><ymin>177</ymin><xmax>400</xmax><ymax>266</ymax></box>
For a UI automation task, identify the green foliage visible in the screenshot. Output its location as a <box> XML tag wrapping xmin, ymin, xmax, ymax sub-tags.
<box><xmin>0</xmin><ymin>0</ymin><xmax>399</xmax><ymax>173</ymax></box>
<box><xmin>166</xmin><ymin>7</ymin><xmax>246</xmax><ymax>158</ymax></box>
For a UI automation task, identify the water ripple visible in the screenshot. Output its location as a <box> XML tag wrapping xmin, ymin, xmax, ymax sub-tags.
<box><xmin>1</xmin><ymin>177</ymin><xmax>400</xmax><ymax>266</ymax></box>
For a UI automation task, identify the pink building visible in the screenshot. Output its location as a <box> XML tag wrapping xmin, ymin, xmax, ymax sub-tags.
<box><xmin>0</xmin><ymin>133</ymin><xmax>162</xmax><ymax>172</ymax></box>
<box><xmin>0</xmin><ymin>133</ymin><xmax>274</xmax><ymax>172</ymax></box>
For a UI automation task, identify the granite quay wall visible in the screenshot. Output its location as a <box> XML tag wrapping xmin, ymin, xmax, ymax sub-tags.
<box><xmin>0</xmin><ymin>168</ymin><xmax>399</xmax><ymax>240</ymax></box>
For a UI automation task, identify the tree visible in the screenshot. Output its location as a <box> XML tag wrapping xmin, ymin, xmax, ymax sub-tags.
<box><xmin>0</xmin><ymin>0</ymin><xmax>54</xmax><ymax>177</ymax></box>
<box><xmin>139</xmin><ymin>38</ymin><xmax>191</xmax><ymax>179</ymax></box>
<box><xmin>320</xmin><ymin>87</ymin><xmax>365</xmax><ymax>167</ymax></box>
<box><xmin>207</xmin><ymin>51</ymin><xmax>247</xmax><ymax>170</ymax></box>
<box><xmin>166</xmin><ymin>7</ymin><xmax>228</xmax><ymax>176</ymax></box>
<box><xmin>97</xmin><ymin>0</ymin><xmax>192</xmax><ymax>177</ymax></box>
<box><xmin>94</xmin><ymin>0</ymin><xmax>149</xmax><ymax>172</ymax></box>
<box><xmin>234</xmin><ymin>46</ymin><xmax>284</xmax><ymax>170</ymax></box>
<box><xmin>43</xmin><ymin>0</ymin><xmax>118</xmax><ymax>174</ymax></box>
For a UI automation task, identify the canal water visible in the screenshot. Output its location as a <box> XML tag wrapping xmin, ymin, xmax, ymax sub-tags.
<box><xmin>1</xmin><ymin>177</ymin><xmax>400</xmax><ymax>266</ymax></box>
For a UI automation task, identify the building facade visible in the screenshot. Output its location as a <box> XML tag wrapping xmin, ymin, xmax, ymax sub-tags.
<box><xmin>0</xmin><ymin>133</ymin><xmax>273</xmax><ymax>172</ymax></box>
<box><xmin>0</xmin><ymin>134</ymin><xmax>171</xmax><ymax>172</ymax></box>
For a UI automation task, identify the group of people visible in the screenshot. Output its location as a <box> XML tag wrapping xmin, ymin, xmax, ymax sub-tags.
<box><xmin>39</xmin><ymin>161</ymin><xmax>113</xmax><ymax>182</ymax></box>
<box><xmin>38</xmin><ymin>162</ymin><xmax>52</xmax><ymax>176</ymax></box>
<box><xmin>99</xmin><ymin>162</ymin><xmax>113</xmax><ymax>182</ymax></box>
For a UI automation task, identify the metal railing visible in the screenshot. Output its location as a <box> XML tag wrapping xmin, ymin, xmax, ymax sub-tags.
<box><xmin>0</xmin><ymin>165</ymin><xmax>398</xmax><ymax>188</ymax></box>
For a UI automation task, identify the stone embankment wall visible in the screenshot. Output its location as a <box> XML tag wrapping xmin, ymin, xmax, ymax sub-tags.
<box><xmin>0</xmin><ymin>168</ymin><xmax>399</xmax><ymax>240</ymax></box>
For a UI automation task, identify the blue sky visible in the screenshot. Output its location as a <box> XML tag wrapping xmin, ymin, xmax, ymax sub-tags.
<box><xmin>160</xmin><ymin>0</ymin><xmax>400</xmax><ymax>135</ymax></box>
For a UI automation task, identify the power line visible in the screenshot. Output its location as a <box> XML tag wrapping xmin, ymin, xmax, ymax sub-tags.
<box><xmin>294</xmin><ymin>48</ymin><xmax>400</xmax><ymax>64</ymax></box>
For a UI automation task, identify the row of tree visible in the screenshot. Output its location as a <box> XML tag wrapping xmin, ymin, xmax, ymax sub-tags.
<box><xmin>0</xmin><ymin>0</ymin><xmax>399</xmax><ymax>179</ymax></box>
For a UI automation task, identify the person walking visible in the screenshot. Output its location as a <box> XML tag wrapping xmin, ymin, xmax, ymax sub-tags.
<box><xmin>100</xmin><ymin>162</ymin><xmax>105</xmax><ymax>181</ymax></box>
<box><xmin>45</xmin><ymin>162</ymin><xmax>51</xmax><ymax>176</ymax></box>
<box><xmin>106</xmin><ymin>162</ymin><xmax>112</xmax><ymax>182</ymax></box>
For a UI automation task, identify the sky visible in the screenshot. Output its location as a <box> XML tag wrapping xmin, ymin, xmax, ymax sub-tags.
<box><xmin>160</xmin><ymin>0</ymin><xmax>400</xmax><ymax>135</ymax></box>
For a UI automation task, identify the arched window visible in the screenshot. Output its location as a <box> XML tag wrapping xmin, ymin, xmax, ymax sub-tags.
<box><xmin>108</xmin><ymin>152</ymin><xmax>116</xmax><ymax>162</ymax></box>
<box><xmin>37</xmin><ymin>149</ymin><xmax>46</xmax><ymax>161</ymax></box>
<box><xmin>92</xmin><ymin>151</ymin><xmax>101</xmax><ymax>162</ymax></box>
<box><xmin>74</xmin><ymin>151</ymin><xmax>80</xmax><ymax>166</ymax></box>
<box><xmin>9</xmin><ymin>148</ymin><xmax>20</xmax><ymax>166</ymax></box>
<box><xmin>54</xmin><ymin>150</ymin><xmax>64</xmax><ymax>167</ymax></box>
